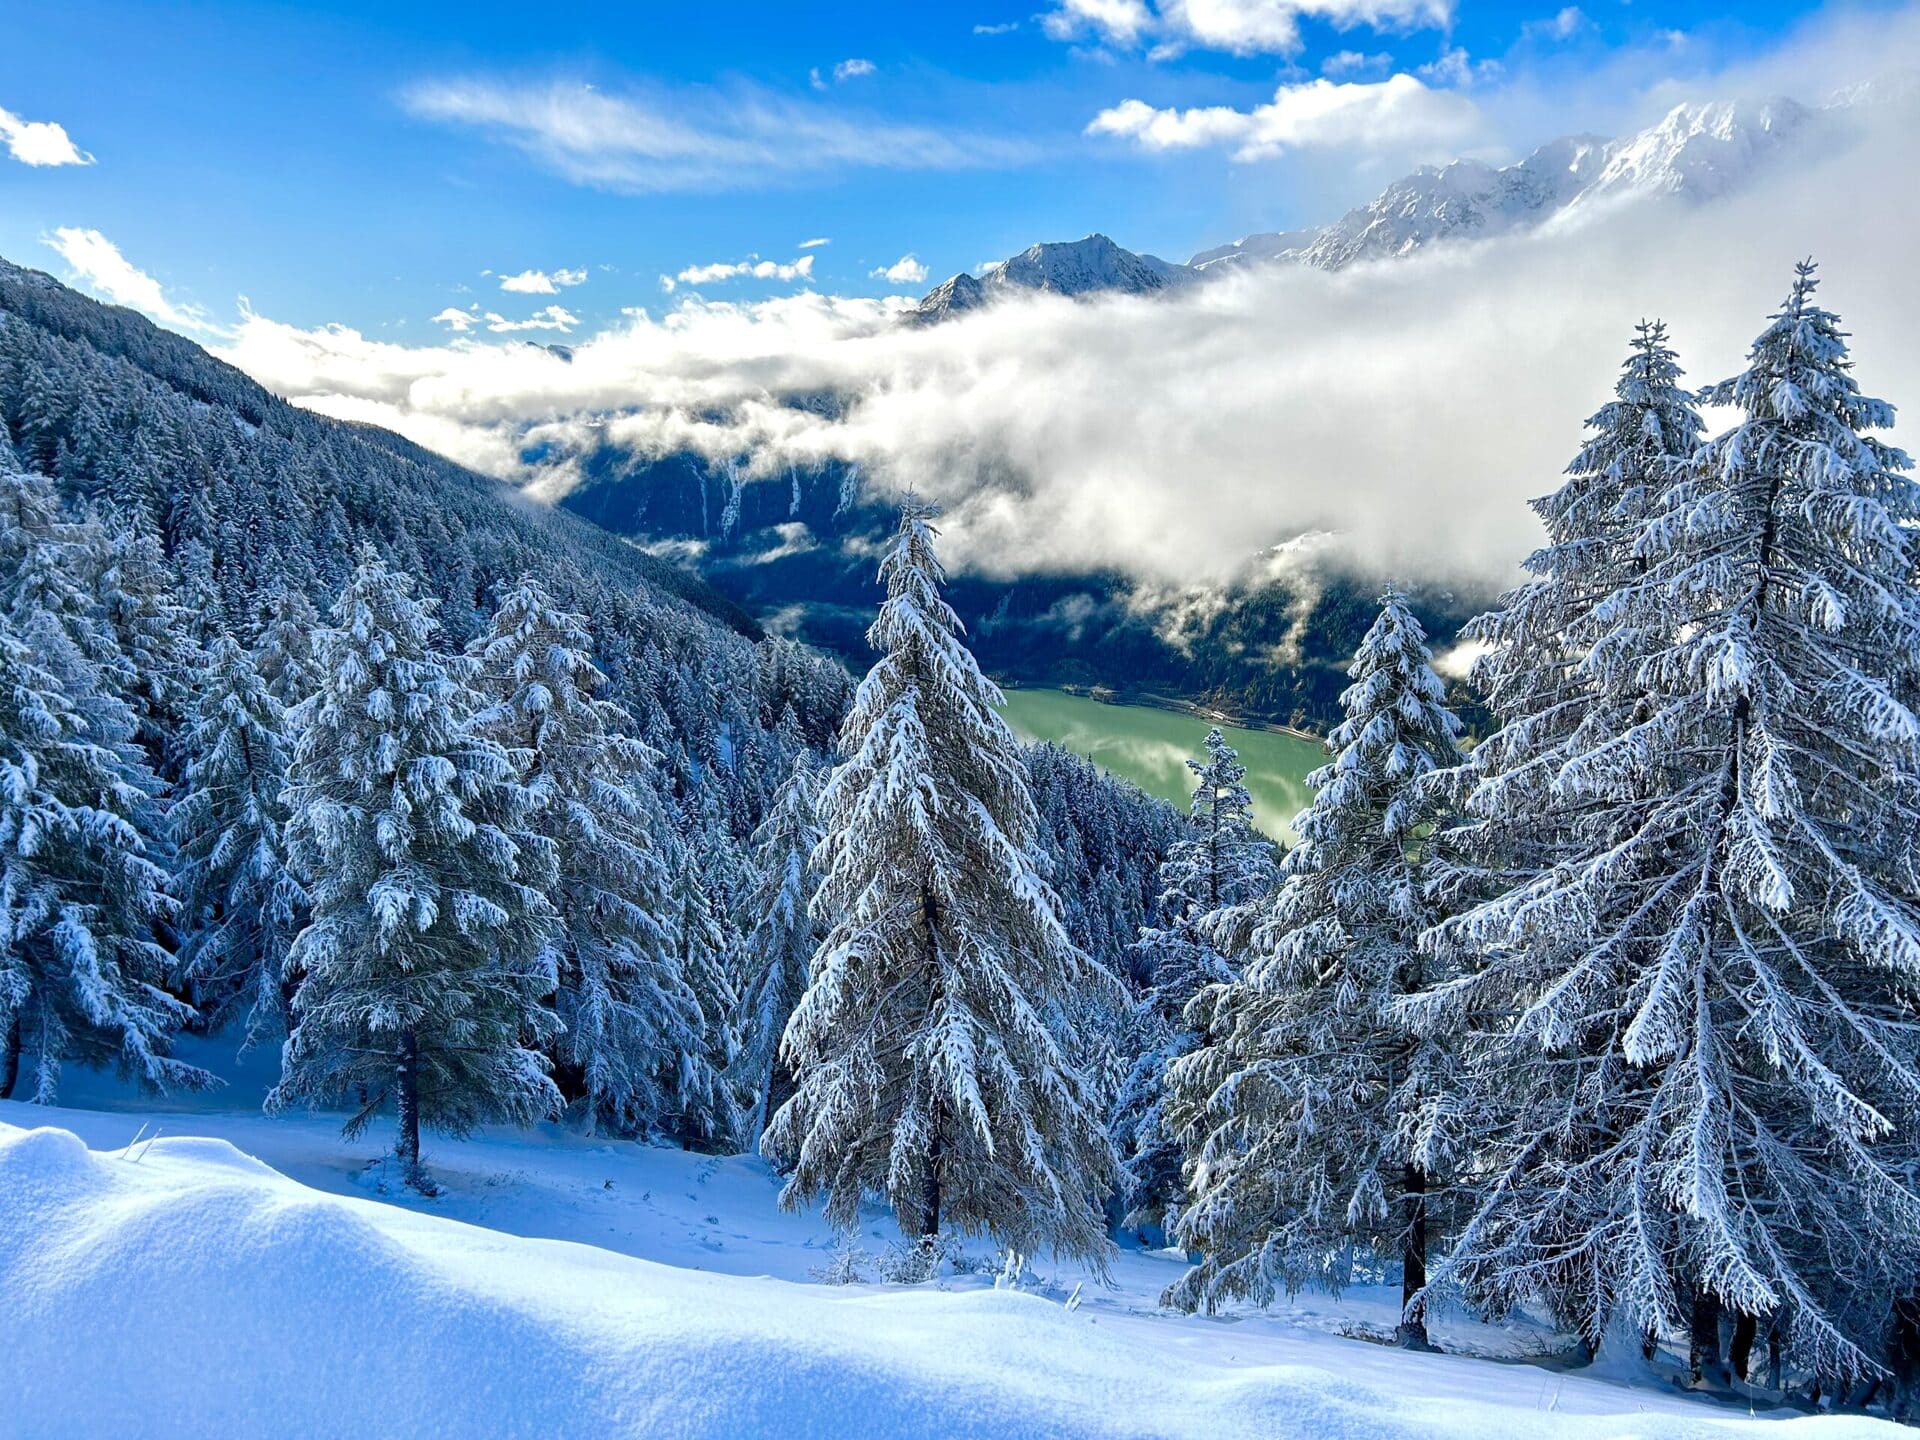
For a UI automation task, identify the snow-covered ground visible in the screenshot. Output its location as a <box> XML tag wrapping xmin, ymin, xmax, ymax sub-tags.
<box><xmin>0</xmin><ymin>1046</ymin><xmax>1902</xmax><ymax>1438</ymax></box>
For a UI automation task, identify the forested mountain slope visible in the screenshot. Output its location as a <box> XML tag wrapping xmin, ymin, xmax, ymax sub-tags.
<box><xmin>0</xmin><ymin>253</ymin><xmax>1182</xmax><ymax>1114</ymax></box>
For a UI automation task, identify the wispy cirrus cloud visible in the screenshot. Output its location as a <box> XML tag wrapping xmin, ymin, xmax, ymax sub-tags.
<box><xmin>401</xmin><ymin>76</ymin><xmax>1036</xmax><ymax>192</ymax></box>
<box><xmin>1087</xmin><ymin>73</ymin><xmax>1483</xmax><ymax>160</ymax></box>
<box><xmin>811</xmin><ymin>57</ymin><xmax>878</xmax><ymax>89</ymax></box>
<box><xmin>0</xmin><ymin>105</ymin><xmax>93</xmax><ymax>167</ymax></box>
<box><xmin>1043</xmin><ymin>0</ymin><xmax>1451</xmax><ymax>58</ymax></box>
<box><xmin>42</xmin><ymin>228</ymin><xmax>221</xmax><ymax>333</ymax></box>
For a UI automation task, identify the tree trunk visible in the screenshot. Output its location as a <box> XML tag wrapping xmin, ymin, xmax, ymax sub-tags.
<box><xmin>1766</xmin><ymin>1317</ymin><xmax>1782</xmax><ymax>1393</ymax></box>
<box><xmin>920</xmin><ymin>1105</ymin><xmax>943</xmax><ymax>1240</ymax></box>
<box><xmin>760</xmin><ymin>1056</ymin><xmax>797</xmax><ymax>1153</ymax></box>
<box><xmin>1396</xmin><ymin>1165</ymin><xmax>1434</xmax><ymax>1350</ymax></box>
<box><xmin>395</xmin><ymin>1028</ymin><xmax>425</xmax><ymax>1189</ymax></box>
<box><xmin>1689</xmin><ymin>1292</ymin><xmax>1726</xmax><ymax>1387</ymax></box>
<box><xmin>1889</xmin><ymin>1292</ymin><xmax>1920</xmax><ymax>1421</ymax></box>
<box><xmin>0</xmin><ymin>1014</ymin><xmax>20</xmax><ymax>1100</ymax></box>
<box><xmin>1728</xmin><ymin>1312</ymin><xmax>1758</xmax><ymax>1385</ymax></box>
<box><xmin>917</xmin><ymin>883</ymin><xmax>943</xmax><ymax>1243</ymax></box>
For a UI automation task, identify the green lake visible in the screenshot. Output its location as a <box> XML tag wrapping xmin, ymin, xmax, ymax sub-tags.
<box><xmin>998</xmin><ymin>687</ymin><xmax>1325</xmax><ymax>842</ymax></box>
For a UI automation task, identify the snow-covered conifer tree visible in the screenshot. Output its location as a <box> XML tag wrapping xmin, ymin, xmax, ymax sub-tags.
<box><xmin>664</xmin><ymin>840</ymin><xmax>744</xmax><ymax>1149</ymax></box>
<box><xmin>0</xmin><ymin>463</ymin><xmax>198</xmax><ymax>1101</ymax></box>
<box><xmin>765</xmin><ymin>499</ymin><xmax>1117</xmax><ymax>1263</ymax></box>
<box><xmin>1417</xmin><ymin>265</ymin><xmax>1920</xmax><ymax>1381</ymax></box>
<box><xmin>737</xmin><ymin>753</ymin><xmax>825</xmax><ymax>1138</ymax></box>
<box><xmin>98</xmin><ymin>521</ymin><xmax>200</xmax><ymax>780</ymax></box>
<box><xmin>252</xmin><ymin>582</ymin><xmax>322</xmax><ymax>710</ymax></box>
<box><xmin>173</xmin><ymin>634</ymin><xmax>305</xmax><ymax>1043</ymax></box>
<box><xmin>1168</xmin><ymin>590</ymin><xmax>1466</xmax><ymax>1346</ymax></box>
<box><xmin>1458</xmin><ymin>320</ymin><xmax>1705</xmax><ymax>766</ymax></box>
<box><xmin>469</xmin><ymin>575</ymin><xmax>694</xmax><ymax>1135</ymax></box>
<box><xmin>1409</xmin><ymin>320</ymin><xmax>1711</xmax><ymax>1360</ymax></box>
<box><xmin>1110</xmin><ymin>727</ymin><xmax>1276</xmax><ymax>1230</ymax></box>
<box><xmin>269</xmin><ymin>552</ymin><xmax>560</xmax><ymax>1189</ymax></box>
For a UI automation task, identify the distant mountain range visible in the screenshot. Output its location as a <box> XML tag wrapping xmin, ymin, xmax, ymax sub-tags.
<box><xmin>558</xmin><ymin>75</ymin><xmax>1910</xmax><ymax>728</ymax></box>
<box><xmin>910</xmin><ymin>79</ymin><xmax>1914</xmax><ymax>322</ymax></box>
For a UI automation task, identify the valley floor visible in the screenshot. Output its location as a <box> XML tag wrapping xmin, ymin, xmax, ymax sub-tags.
<box><xmin>0</xmin><ymin>1055</ymin><xmax>1901</xmax><ymax>1439</ymax></box>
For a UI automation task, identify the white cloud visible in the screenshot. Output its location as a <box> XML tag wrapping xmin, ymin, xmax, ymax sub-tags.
<box><xmin>974</xmin><ymin>21</ymin><xmax>1021</xmax><ymax>35</ymax></box>
<box><xmin>215</xmin><ymin>26</ymin><xmax>1920</xmax><ymax>597</ymax></box>
<box><xmin>1417</xmin><ymin>45</ymin><xmax>1503</xmax><ymax>88</ymax></box>
<box><xmin>871</xmin><ymin>255</ymin><xmax>930</xmax><ymax>285</ymax></box>
<box><xmin>662</xmin><ymin>254</ymin><xmax>817</xmax><ymax>292</ymax></box>
<box><xmin>42</xmin><ymin>228</ymin><xmax>219</xmax><ymax>333</ymax></box>
<box><xmin>0</xmin><ymin>105</ymin><xmax>93</xmax><ymax>167</ymax></box>
<box><xmin>433</xmin><ymin>302</ymin><xmax>578</xmax><ymax>333</ymax></box>
<box><xmin>834</xmin><ymin>58</ymin><xmax>878</xmax><ymax>82</ymax></box>
<box><xmin>1087</xmin><ymin>73</ymin><xmax>1483</xmax><ymax>160</ymax></box>
<box><xmin>1043</xmin><ymin>0</ymin><xmax>1451</xmax><ymax>57</ymax></box>
<box><xmin>798</xmin><ymin>236</ymin><xmax>833</xmax><ymax>249</ymax></box>
<box><xmin>1043</xmin><ymin>0</ymin><xmax>1153</xmax><ymax>46</ymax></box>
<box><xmin>1322</xmin><ymin>49</ymin><xmax>1393</xmax><ymax>77</ymax></box>
<box><xmin>1524</xmin><ymin>6</ymin><xmax>1591</xmax><ymax>42</ymax></box>
<box><xmin>402</xmin><ymin>76</ymin><xmax>1033</xmax><ymax>191</ymax></box>
<box><xmin>498</xmin><ymin>266</ymin><xmax>587</xmax><ymax>294</ymax></box>
<box><xmin>486</xmin><ymin>305</ymin><xmax>578</xmax><ymax>333</ymax></box>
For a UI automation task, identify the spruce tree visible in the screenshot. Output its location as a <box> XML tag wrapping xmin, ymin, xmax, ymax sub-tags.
<box><xmin>1110</xmin><ymin>727</ymin><xmax>1276</xmax><ymax>1231</ymax></box>
<box><xmin>664</xmin><ymin>839</ymin><xmax>744</xmax><ymax>1149</ymax></box>
<box><xmin>173</xmin><ymin>633</ymin><xmax>306</xmax><ymax>1043</ymax></box>
<box><xmin>764</xmin><ymin>500</ymin><xmax>1116</xmax><ymax>1263</ymax></box>
<box><xmin>98</xmin><ymin>521</ymin><xmax>200</xmax><ymax>781</ymax></box>
<box><xmin>252</xmin><ymin>582</ymin><xmax>322</xmax><ymax>710</ymax></box>
<box><xmin>469</xmin><ymin>575</ymin><xmax>693</xmax><ymax>1136</ymax></box>
<box><xmin>269</xmin><ymin>552</ymin><xmax>561</xmax><ymax>1189</ymax></box>
<box><xmin>1168</xmin><ymin>591</ymin><xmax>1466</xmax><ymax>1345</ymax></box>
<box><xmin>0</xmin><ymin>464</ymin><xmax>199</xmax><ymax>1101</ymax></box>
<box><xmin>1417</xmin><ymin>264</ymin><xmax>1920</xmax><ymax>1381</ymax></box>
<box><xmin>737</xmin><ymin>753</ymin><xmax>826</xmax><ymax>1139</ymax></box>
<box><xmin>1412</xmin><ymin>320</ymin><xmax>1711</xmax><ymax>1361</ymax></box>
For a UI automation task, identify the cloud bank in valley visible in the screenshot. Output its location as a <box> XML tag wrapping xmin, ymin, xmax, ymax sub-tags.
<box><xmin>215</xmin><ymin>96</ymin><xmax>1918</xmax><ymax>593</ymax></box>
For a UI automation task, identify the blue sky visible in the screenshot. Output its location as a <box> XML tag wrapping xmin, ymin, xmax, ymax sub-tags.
<box><xmin>0</xmin><ymin>0</ymin><xmax>1873</xmax><ymax>340</ymax></box>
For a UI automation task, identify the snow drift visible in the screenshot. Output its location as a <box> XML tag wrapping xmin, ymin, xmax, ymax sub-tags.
<box><xmin>0</xmin><ymin>1120</ymin><xmax>1899</xmax><ymax>1439</ymax></box>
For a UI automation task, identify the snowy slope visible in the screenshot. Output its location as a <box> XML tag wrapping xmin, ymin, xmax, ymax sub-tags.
<box><xmin>2</xmin><ymin>1101</ymin><xmax>1905</xmax><ymax>1439</ymax></box>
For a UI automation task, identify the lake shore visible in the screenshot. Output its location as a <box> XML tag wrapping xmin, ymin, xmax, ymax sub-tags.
<box><xmin>995</xmin><ymin>678</ymin><xmax>1326</xmax><ymax>745</ymax></box>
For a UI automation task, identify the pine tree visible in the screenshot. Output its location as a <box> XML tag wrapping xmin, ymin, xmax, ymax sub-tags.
<box><xmin>173</xmin><ymin>633</ymin><xmax>306</xmax><ymax>1043</ymax></box>
<box><xmin>764</xmin><ymin>500</ymin><xmax>1117</xmax><ymax>1263</ymax></box>
<box><xmin>98</xmin><ymin>521</ymin><xmax>201</xmax><ymax>781</ymax></box>
<box><xmin>1462</xmin><ymin>320</ymin><xmax>1706</xmax><ymax>754</ymax></box>
<box><xmin>1110</xmin><ymin>727</ymin><xmax>1276</xmax><ymax>1231</ymax></box>
<box><xmin>252</xmin><ymin>582</ymin><xmax>322</xmax><ymax>710</ymax></box>
<box><xmin>268</xmin><ymin>552</ymin><xmax>561</xmax><ymax>1189</ymax></box>
<box><xmin>0</xmin><ymin>464</ymin><xmax>199</xmax><ymax>1101</ymax></box>
<box><xmin>469</xmin><ymin>575</ymin><xmax>694</xmax><ymax>1136</ymax></box>
<box><xmin>1167</xmin><ymin>591</ymin><xmax>1466</xmax><ymax>1345</ymax></box>
<box><xmin>1410</xmin><ymin>321</ymin><xmax>1711</xmax><ymax>1361</ymax></box>
<box><xmin>664</xmin><ymin>839</ymin><xmax>744</xmax><ymax>1149</ymax></box>
<box><xmin>1416</xmin><ymin>264</ymin><xmax>1920</xmax><ymax>1381</ymax></box>
<box><xmin>737</xmin><ymin>753</ymin><xmax>826</xmax><ymax>1139</ymax></box>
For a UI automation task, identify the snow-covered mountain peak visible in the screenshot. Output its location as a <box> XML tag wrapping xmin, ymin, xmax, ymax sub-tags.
<box><xmin>915</xmin><ymin>74</ymin><xmax>1904</xmax><ymax>316</ymax></box>
<box><xmin>910</xmin><ymin>233</ymin><xmax>1193</xmax><ymax>322</ymax></box>
<box><xmin>1580</xmin><ymin>96</ymin><xmax>1815</xmax><ymax>204</ymax></box>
